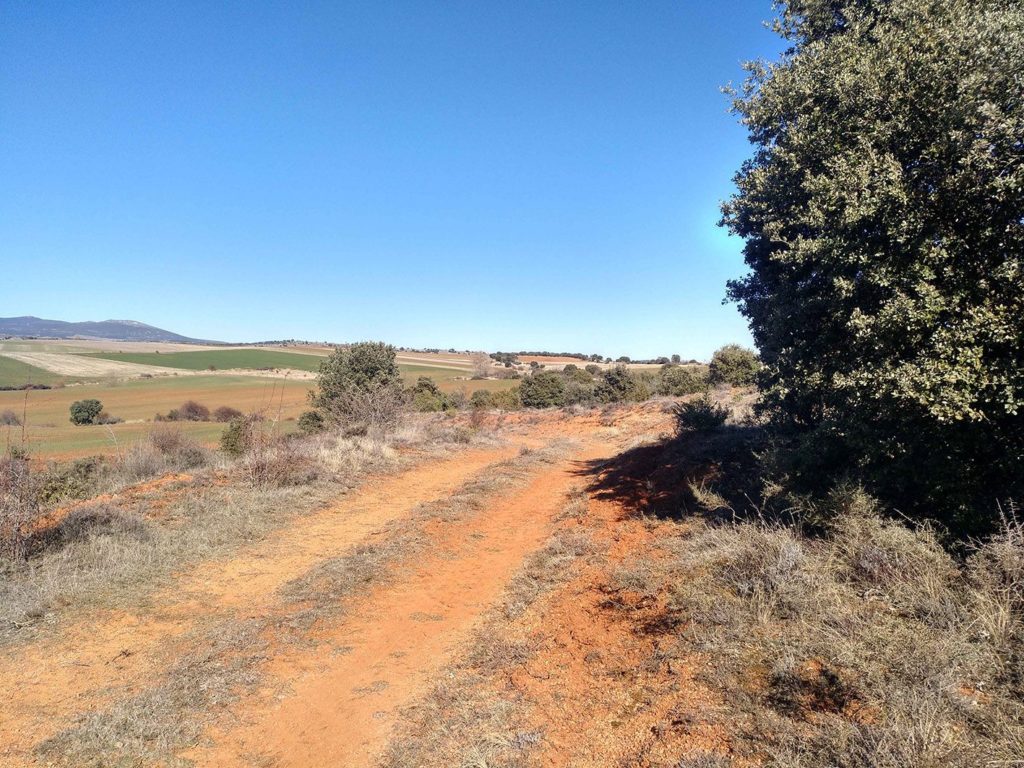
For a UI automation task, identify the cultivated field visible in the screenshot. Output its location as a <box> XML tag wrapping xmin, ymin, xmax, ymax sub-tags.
<box><xmin>0</xmin><ymin>341</ymin><xmax>517</xmax><ymax>459</ymax></box>
<box><xmin>0</xmin><ymin>375</ymin><xmax>312</xmax><ymax>459</ymax></box>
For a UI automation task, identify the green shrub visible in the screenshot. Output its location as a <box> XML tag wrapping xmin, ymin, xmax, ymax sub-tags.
<box><xmin>674</xmin><ymin>396</ymin><xmax>729</xmax><ymax>432</ymax></box>
<box><xmin>708</xmin><ymin>345</ymin><xmax>760</xmax><ymax>387</ymax></box>
<box><xmin>659</xmin><ymin>365</ymin><xmax>710</xmax><ymax>396</ymax></box>
<box><xmin>69</xmin><ymin>399</ymin><xmax>103</xmax><ymax>426</ymax></box>
<box><xmin>38</xmin><ymin>456</ymin><xmax>106</xmax><ymax>504</ymax></box>
<box><xmin>470</xmin><ymin>390</ymin><xmax>494</xmax><ymax>409</ymax></box>
<box><xmin>491</xmin><ymin>387</ymin><xmax>521</xmax><ymax>410</ymax></box>
<box><xmin>309</xmin><ymin>341</ymin><xmax>406</xmax><ymax>432</ymax></box>
<box><xmin>220</xmin><ymin>416</ymin><xmax>256</xmax><ymax>457</ymax></box>
<box><xmin>520</xmin><ymin>371</ymin><xmax>567</xmax><ymax>408</ymax></box>
<box><xmin>563</xmin><ymin>378</ymin><xmax>597</xmax><ymax>406</ymax></box>
<box><xmin>297</xmin><ymin>410</ymin><xmax>326</xmax><ymax>435</ymax></box>
<box><xmin>470</xmin><ymin>388</ymin><xmax>522</xmax><ymax>410</ymax></box>
<box><xmin>409</xmin><ymin>376</ymin><xmax>451</xmax><ymax>412</ymax></box>
<box><xmin>595</xmin><ymin>365</ymin><xmax>648</xmax><ymax>403</ymax></box>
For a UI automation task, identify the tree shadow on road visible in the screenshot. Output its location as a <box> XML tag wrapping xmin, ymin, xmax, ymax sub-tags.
<box><xmin>573</xmin><ymin>425</ymin><xmax>767</xmax><ymax>521</ymax></box>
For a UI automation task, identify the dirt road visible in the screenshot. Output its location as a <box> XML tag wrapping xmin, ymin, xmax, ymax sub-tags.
<box><xmin>0</xmin><ymin>404</ymin><xmax>677</xmax><ymax>767</ymax></box>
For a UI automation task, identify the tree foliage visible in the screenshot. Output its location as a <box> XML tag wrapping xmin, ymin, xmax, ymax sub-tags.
<box><xmin>310</xmin><ymin>342</ymin><xmax>406</xmax><ymax>432</ymax></box>
<box><xmin>723</xmin><ymin>0</ymin><xmax>1024</xmax><ymax>528</ymax></box>
<box><xmin>519</xmin><ymin>371</ymin><xmax>567</xmax><ymax>408</ymax></box>
<box><xmin>708</xmin><ymin>345</ymin><xmax>760</xmax><ymax>387</ymax></box>
<box><xmin>69</xmin><ymin>399</ymin><xmax>103</xmax><ymax>426</ymax></box>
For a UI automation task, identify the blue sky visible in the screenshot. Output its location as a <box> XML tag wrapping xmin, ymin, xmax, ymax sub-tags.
<box><xmin>1</xmin><ymin>1</ymin><xmax>782</xmax><ymax>360</ymax></box>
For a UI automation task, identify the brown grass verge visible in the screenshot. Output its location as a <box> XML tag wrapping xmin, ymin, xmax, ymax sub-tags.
<box><xmin>615</xmin><ymin>491</ymin><xmax>1024</xmax><ymax>766</ymax></box>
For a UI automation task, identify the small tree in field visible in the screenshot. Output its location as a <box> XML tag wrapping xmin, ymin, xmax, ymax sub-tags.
<box><xmin>310</xmin><ymin>341</ymin><xmax>406</xmax><ymax>433</ymax></box>
<box><xmin>69</xmin><ymin>399</ymin><xmax>103</xmax><ymax>425</ymax></box>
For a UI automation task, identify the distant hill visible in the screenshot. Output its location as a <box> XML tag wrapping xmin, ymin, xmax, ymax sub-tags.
<box><xmin>0</xmin><ymin>316</ymin><xmax>219</xmax><ymax>344</ymax></box>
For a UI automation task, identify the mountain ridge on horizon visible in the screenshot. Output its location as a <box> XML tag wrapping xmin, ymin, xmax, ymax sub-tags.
<box><xmin>0</xmin><ymin>316</ymin><xmax>220</xmax><ymax>344</ymax></box>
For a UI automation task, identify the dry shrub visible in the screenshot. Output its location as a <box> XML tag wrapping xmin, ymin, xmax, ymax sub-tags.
<box><xmin>27</xmin><ymin>502</ymin><xmax>151</xmax><ymax>558</ymax></box>
<box><xmin>147</xmin><ymin>425</ymin><xmax>187</xmax><ymax>454</ymax></box>
<box><xmin>57</xmin><ymin>503</ymin><xmax>149</xmax><ymax>544</ymax></box>
<box><xmin>307</xmin><ymin>430</ymin><xmax>398</xmax><ymax>477</ymax></box>
<box><xmin>117</xmin><ymin>427</ymin><xmax>210</xmax><ymax>483</ymax></box>
<box><xmin>0</xmin><ymin>409</ymin><xmax>21</xmax><ymax>426</ymax></box>
<box><xmin>240</xmin><ymin>436</ymin><xmax>319</xmax><ymax>489</ymax></box>
<box><xmin>118</xmin><ymin>442</ymin><xmax>166</xmax><ymax>483</ymax></box>
<box><xmin>213</xmin><ymin>405</ymin><xmax>243</xmax><ymax>423</ymax></box>
<box><xmin>468</xmin><ymin>408</ymin><xmax>488</xmax><ymax>430</ymax></box>
<box><xmin>172</xmin><ymin>400</ymin><xmax>210</xmax><ymax>422</ymax></box>
<box><xmin>0</xmin><ymin>456</ymin><xmax>41</xmax><ymax>561</ymax></box>
<box><xmin>38</xmin><ymin>456</ymin><xmax>106</xmax><ymax>505</ymax></box>
<box><xmin>322</xmin><ymin>385</ymin><xmax>406</xmax><ymax>436</ymax></box>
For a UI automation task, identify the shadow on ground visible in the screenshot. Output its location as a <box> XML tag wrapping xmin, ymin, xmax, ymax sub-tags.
<box><xmin>573</xmin><ymin>425</ymin><xmax>766</xmax><ymax>520</ymax></box>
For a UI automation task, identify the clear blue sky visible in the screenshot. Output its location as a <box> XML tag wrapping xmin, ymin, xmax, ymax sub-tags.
<box><xmin>1</xmin><ymin>1</ymin><xmax>782</xmax><ymax>360</ymax></box>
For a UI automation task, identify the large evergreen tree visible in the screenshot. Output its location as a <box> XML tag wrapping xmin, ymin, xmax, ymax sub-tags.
<box><xmin>723</xmin><ymin>0</ymin><xmax>1023</xmax><ymax>529</ymax></box>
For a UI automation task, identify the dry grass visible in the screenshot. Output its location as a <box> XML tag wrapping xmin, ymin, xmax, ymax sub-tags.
<box><xmin>38</xmin><ymin>617</ymin><xmax>268</xmax><ymax>768</ymax></box>
<box><xmin>0</xmin><ymin>456</ymin><xmax>42</xmax><ymax>561</ymax></box>
<box><xmin>628</xmin><ymin>491</ymin><xmax>1024</xmax><ymax>766</ymax></box>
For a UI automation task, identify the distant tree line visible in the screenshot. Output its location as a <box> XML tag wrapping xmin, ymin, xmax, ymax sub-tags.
<box><xmin>299</xmin><ymin>342</ymin><xmax>759</xmax><ymax>434</ymax></box>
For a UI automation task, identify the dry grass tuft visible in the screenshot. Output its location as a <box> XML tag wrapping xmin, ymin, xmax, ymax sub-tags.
<box><xmin>0</xmin><ymin>455</ymin><xmax>42</xmax><ymax>561</ymax></box>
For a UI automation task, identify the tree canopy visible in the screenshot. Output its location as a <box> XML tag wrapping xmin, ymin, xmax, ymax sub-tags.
<box><xmin>723</xmin><ymin>0</ymin><xmax>1023</xmax><ymax>529</ymax></box>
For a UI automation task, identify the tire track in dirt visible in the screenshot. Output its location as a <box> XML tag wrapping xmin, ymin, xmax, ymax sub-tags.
<box><xmin>0</xmin><ymin>444</ymin><xmax>519</xmax><ymax>765</ymax></box>
<box><xmin>188</xmin><ymin>440</ymin><xmax>618</xmax><ymax>768</ymax></box>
